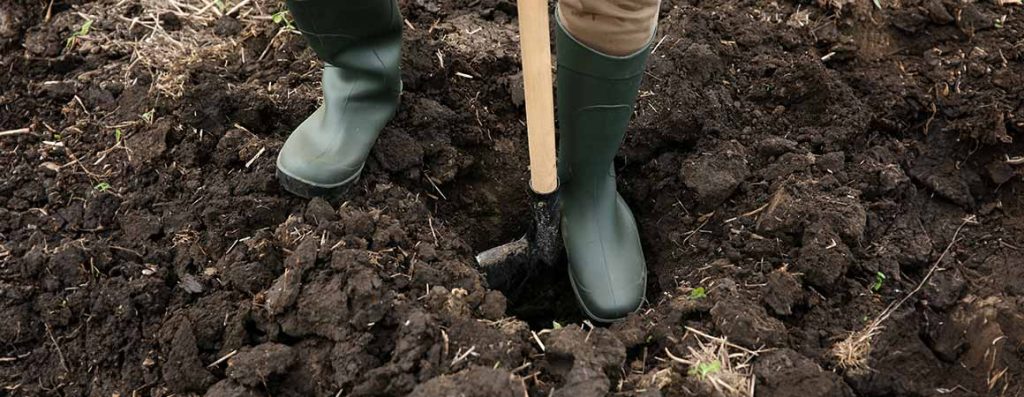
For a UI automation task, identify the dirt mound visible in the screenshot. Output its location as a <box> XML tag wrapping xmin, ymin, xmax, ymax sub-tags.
<box><xmin>2</xmin><ymin>0</ymin><xmax>1023</xmax><ymax>395</ymax></box>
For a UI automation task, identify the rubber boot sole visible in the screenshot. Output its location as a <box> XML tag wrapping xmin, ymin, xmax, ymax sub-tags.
<box><xmin>276</xmin><ymin>166</ymin><xmax>361</xmax><ymax>200</ymax></box>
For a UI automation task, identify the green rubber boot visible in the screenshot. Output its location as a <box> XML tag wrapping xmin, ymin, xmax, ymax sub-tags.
<box><xmin>276</xmin><ymin>0</ymin><xmax>403</xmax><ymax>198</ymax></box>
<box><xmin>556</xmin><ymin>17</ymin><xmax>652</xmax><ymax>322</ymax></box>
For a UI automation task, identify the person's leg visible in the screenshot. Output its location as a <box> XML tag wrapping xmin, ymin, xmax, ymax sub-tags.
<box><xmin>276</xmin><ymin>0</ymin><xmax>403</xmax><ymax>198</ymax></box>
<box><xmin>557</xmin><ymin>0</ymin><xmax>660</xmax><ymax>56</ymax></box>
<box><xmin>554</xmin><ymin>0</ymin><xmax>658</xmax><ymax>321</ymax></box>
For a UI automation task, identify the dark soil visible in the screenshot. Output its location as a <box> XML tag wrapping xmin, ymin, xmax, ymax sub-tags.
<box><xmin>2</xmin><ymin>0</ymin><xmax>1023</xmax><ymax>396</ymax></box>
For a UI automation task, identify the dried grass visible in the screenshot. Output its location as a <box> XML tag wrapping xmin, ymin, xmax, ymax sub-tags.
<box><xmin>831</xmin><ymin>321</ymin><xmax>882</xmax><ymax>374</ymax></box>
<box><xmin>66</xmin><ymin>0</ymin><xmax>297</xmax><ymax>98</ymax></box>
<box><xmin>665</xmin><ymin>327</ymin><xmax>763</xmax><ymax>397</ymax></box>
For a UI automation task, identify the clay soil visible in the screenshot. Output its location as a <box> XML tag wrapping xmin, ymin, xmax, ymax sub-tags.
<box><xmin>2</xmin><ymin>0</ymin><xmax>1024</xmax><ymax>395</ymax></box>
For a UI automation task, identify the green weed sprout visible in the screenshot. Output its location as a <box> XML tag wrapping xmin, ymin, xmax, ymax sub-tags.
<box><xmin>871</xmin><ymin>272</ymin><xmax>886</xmax><ymax>292</ymax></box>
<box><xmin>688</xmin><ymin>361</ymin><xmax>721</xmax><ymax>380</ymax></box>
<box><xmin>272</xmin><ymin>10</ymin><xmax>295</xmax><ymax>30</ymax></box>
<box><xmin>66</xmin><ymin>19</ymin><xmax>94</xmax><ymax>50</ymax></box>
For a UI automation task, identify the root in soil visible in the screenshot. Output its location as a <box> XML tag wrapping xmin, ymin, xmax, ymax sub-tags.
<box><xmin>832</xmin><ymin>215</ymin><xmax>977</xmax><ymax>373</ymax></box>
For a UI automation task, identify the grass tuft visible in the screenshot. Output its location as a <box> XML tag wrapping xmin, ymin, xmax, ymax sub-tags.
<box><xmin>832</xmin><ymin>322</ymin><xmax>882</xmax><ymax>374</ymax></box>
<box><xmin>665</xmin><ymin>327</ymin><xmax>762</xmax><ymax>397</ymax></box>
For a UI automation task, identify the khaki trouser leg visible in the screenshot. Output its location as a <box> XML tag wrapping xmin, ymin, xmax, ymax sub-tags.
<box><xmin>556</xmin><ymin>0</ymin><xmax>660</xmax><ymax>56</ymax></box>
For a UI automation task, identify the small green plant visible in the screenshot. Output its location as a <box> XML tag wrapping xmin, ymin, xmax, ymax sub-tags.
<box><xmin>140</xmin><ymin>109</ymin><xmax>155</xmax><ymax>124</ymax></box>
<box><xmin>114</xmin><ymin>128</ymin><xmax>123</xmax><ymax>144</ymax></box>
<box><xmin>871</xmin><ymin>271</ymin><xmax>886</xmax><ymax>292</ymax></box>
<box><xmin>688</xmin><ymin>287</ymin><xmax>707</xmax><ymax>300</ymax></box>
<box><xmin>688</xmin><ymin>361</ymin><xmax>721</xmax><ymax>380</ymax></box>
<box><xmin>94</xmin><ymin>182</ymin><xmax>112</xmax><ymax>191</ymax></box>
<box><xmin>995</xmin><ymin>16</ymin><xmax>1006</xmax><ymax>29</ymax></box>
<box><xmin>66</xmin><ymin>19</ymin><xmax>94</xmax><ymax>50</ymax></box>
<box><xmin>213</xmin><ymin>0</ymin><xmax>226</xmax><ymax>11</ymax></box>
<box><xmin>272</xmin><ymin>10</ymin><xmax>294</xmax><ymax>30</ymax></box>
<box><xmin>551</xmin><ymin>321</ymin><xmax>563</xmax><ymax>330</ymax></box>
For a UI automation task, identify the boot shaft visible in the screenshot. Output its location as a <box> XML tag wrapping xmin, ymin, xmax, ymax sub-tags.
<box><xmin>554</xmin><ymin>16</ymin><xmax>652</xmax><ymax>185</ymax></box>
<box><xmin>286</xmin><ymin>0</ymin><xmax>403</xmax><ymax>69</ymax></box>
<box><xmin>286</xmin><ymin>0</ymin><xmax>403</xmax><ymax>111</ymax></box>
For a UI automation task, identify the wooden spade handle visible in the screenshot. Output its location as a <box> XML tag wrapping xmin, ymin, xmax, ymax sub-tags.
<box><xmin>516</xmin><ymin>0</ymin><xmax>558</xmax><ymax>194</ymax></box>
